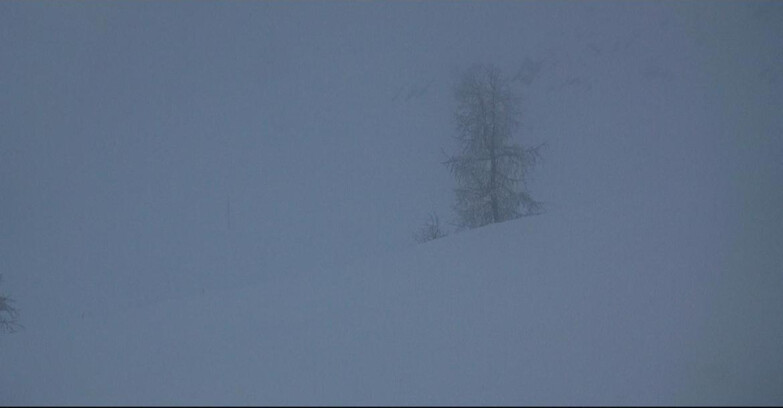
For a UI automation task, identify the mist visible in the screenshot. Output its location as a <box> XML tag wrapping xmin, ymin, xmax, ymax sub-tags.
<box><xmin>1</xmin><ymin>1</ymin><xmax>781</xmax><ymax>404</ymax></box>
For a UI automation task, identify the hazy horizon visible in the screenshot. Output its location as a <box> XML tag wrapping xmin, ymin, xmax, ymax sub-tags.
<box><xmin>2</xmin><ymin>1</ymin><xmax>782</xmax><ymax>404</ymax></box>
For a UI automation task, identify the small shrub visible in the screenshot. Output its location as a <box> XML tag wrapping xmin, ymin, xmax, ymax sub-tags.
<box><xmin>415</xmin><ymin>212</ymin><xmax>447</xmax><ymax>244</ymax></box>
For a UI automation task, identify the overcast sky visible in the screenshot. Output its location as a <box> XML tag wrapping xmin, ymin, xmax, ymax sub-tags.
<box><xmin>2</xmin><ymin>1</ymin><xmax>781</xmax><ymax>333</ymax></box>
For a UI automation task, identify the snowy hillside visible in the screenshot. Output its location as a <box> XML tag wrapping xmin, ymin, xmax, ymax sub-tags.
<box><xmin>2</xmin><ymin>212</ymin><xmax>782</xmax><ymax>405</ymax></box>
<box><xmin>1</xmin><ymin>1</ymin><xmax>782</xmax><ymax>405</ymax></box>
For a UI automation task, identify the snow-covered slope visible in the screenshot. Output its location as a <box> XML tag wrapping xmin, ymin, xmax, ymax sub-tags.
<box><xmin>1</xmin><ymin>1</ymin><xmax>782</xmax><ymax>405</ymax></box>
<box><xmin>2</xmin><ymin>211</ymin><xmax>781</xmax><ymax>405</ymax></box>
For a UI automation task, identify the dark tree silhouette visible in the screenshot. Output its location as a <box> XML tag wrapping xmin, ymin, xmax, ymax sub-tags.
<box><xmin>445</xmin><ymin>64</ymin><xmax>543</xmax><ymax>229</ymax></box>
<box><xmin>0</xmin><ymin>275</ymin><xmax>21</xmax><ymax>333</ymax></box>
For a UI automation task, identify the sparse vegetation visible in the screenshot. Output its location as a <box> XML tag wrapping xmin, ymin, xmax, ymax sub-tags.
<box><xmin>445</xmin><ymin>64</ymin><xmax>543</xmax><ymax>229</ymax></box>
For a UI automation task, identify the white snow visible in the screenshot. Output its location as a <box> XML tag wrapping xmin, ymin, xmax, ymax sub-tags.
<box><xmin>1</xmin><ymin>1</ymin><xmax>782</xmax><ymax>405</ymax></box>
<box><xmin>2</xmin><ymin>210</ymin><xmax>782</xmax><ymax>405</ymax></box>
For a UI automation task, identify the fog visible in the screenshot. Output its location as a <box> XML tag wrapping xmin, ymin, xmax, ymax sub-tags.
<box><xmin>1</xmin><ymin>1</ymin><xmax>782</xmax><ymax>404</ymax></box>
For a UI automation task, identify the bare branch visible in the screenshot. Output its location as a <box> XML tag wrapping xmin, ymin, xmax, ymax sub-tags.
<box><xmin>0</xmin><ymin>275</ymin><xmax>22</xmax><ymax>333</ymax></box>
<box><xmin>414</xmin><ymin>212</ymin><xmax>447</xmax><ymax>243</ymax></box>
<box><xmin>0</xmin><ymin>295</ymin><xmax>21</xmax><ymax>334</ymax></box>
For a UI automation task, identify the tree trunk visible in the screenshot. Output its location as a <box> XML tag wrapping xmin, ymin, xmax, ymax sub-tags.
<box><xmin>489</xmin><ymin>81</ymin><xmax>500</xmax><ymax>223</ymax></box>
<box><xmin>490</xmin><ymin>150</ymin><xmax>499</xmax><ymax>223</ymax></box>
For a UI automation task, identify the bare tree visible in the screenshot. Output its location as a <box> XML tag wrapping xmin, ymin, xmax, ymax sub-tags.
<box><xmin>445</xmin><ymin>64</ymin><xmax>543</xmax><ymax>229</ymax></box>
<box><xmin>414</xmin><ymin>212</ymin><xmax>447</xmax><ymax>244</ymax></box>
<box><xmin>0</xmin><ymin>275</ymin><xmax>21</xmax><ymax>333</ymax></box>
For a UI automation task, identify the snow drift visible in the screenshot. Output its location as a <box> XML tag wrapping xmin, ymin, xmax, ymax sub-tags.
<box><xmin>2</xmin><ymin>209</ymin><xmax>781</xmax><ymax>405</ymax></box>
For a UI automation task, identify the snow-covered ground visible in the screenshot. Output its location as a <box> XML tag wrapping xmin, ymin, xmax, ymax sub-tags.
<box><xmin>1</xmin><ymin>1</ymin><xmax>781</xmax><ymax>405</ymax></box>
<box><xmin>2</xmin><ymin>211</ymin><xmax>782</xmax><ymax>405</ymax></box>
